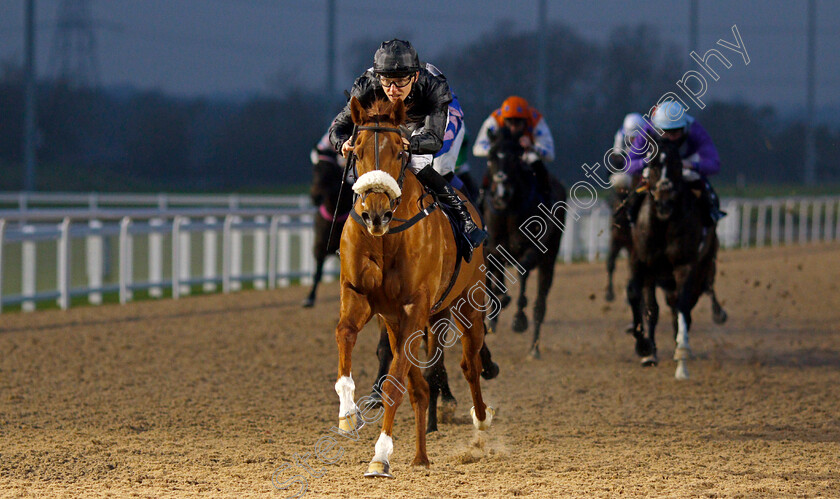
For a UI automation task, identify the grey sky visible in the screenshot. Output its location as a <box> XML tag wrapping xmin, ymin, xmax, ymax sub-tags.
<box><xmin>1</xmin><ymin>0</ymin><xmax>838</xmax><ymax>110</ymax></box>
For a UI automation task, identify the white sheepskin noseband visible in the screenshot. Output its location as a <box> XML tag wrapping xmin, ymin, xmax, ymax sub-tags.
<box><xmin>610</xmin><ymin>172</ymin><xmax>632</xmax><ymax>189</ymax></box>
<box><xmin>353</xmin><ymin>170</ymin><xmax>401</xmax><ymax>199</ymax></box>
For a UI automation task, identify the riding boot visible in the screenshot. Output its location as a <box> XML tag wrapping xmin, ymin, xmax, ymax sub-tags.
<box><xmin>415</xmin><ymin>165</ymin><xmax>488</xmax><ymax>260</ymax></box>
<box><xmin>530</xmin><ymin>159</ymin><xmax>553</xmax><ymax>204</ymax></box>
<box><xmin>624</xmin><ymin>188</ymin><xmax>645</xmax><ymax>225</ymax></box>
<box><xmin>699</xmin><ymin>179</ymin><xmax>726</xmax><ymax>226</ymax></box>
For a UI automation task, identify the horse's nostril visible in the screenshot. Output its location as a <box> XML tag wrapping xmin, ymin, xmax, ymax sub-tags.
<box><xmin>383</xmin><ymin>211</ymin><xmax>393</xmax><ymax>222</ymax></box>
<box><xmin>361</xmin><ymin>212</ymin><xmax>371</xmax><ymax>223</ymax></box>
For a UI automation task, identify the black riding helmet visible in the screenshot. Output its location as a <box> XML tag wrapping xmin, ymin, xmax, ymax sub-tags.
<box><xmin>373</xmin><ymin>39</ymin><xmax>420</xmax><ymax>77</ymax></box>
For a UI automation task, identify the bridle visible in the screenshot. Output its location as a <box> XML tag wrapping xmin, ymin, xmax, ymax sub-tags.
<box><xmin>353</xmin><ymin>122</ymin><xmax>410</xmax><ymax>212</ymax></box>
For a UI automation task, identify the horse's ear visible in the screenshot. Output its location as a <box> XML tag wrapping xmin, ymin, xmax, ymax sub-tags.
<box><xmin>487</xmin><ymin>126</ymin><xmax>498</xmax><ymax>144</ymax></box>
<box><xmin>391</xmin><ymin>99</ymin><xmax>406</xmax><ymax>125</ymax></box>
<box><xmin>349</xmin><ymin>96</ymin><xmax>367</xmax><ymax>125</ymax></box>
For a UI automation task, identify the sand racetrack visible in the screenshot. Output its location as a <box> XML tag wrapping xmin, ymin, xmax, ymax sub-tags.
<box><xmin>1</xmin><ymin>243</ymin><xmax>839</xmax><ymax>498</ymax></box>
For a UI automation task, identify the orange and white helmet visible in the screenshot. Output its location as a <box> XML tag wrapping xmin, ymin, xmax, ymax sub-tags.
<box><xmin>499</xmin><ymin>95</ymin><xmax>531</xmax><ymax>120</ymax></box>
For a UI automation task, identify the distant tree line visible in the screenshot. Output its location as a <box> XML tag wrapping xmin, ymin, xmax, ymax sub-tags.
<box><xmin>0</xmin><ymin>23</ymin><xmax>837</xmax><ymax>192</ymax></box>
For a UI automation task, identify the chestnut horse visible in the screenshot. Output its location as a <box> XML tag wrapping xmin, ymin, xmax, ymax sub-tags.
<box><xmin>335</xmin><ymin>97</ymin><xmax>494</xmax><ymax>478</ymax></box>
<box><xmin>627</xmin><ymin>138</ymin><xmax>725</xmax><ymax>379</ymax></box>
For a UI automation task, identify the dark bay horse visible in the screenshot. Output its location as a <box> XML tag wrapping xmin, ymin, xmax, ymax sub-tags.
<box><xmin>605</xmin><ymin>172</ymin><xmax>634</xmax><ymax>302</ymax></box>
<box><xmin>302</xmin><ymin>151</ymin><xmax>354</xmax><ymax>307</ymax></box>
<box><xmin>605</xmin><ymin>170</ymin><xmax>727</xmax><ymax>328</ymax></box>
<box><xmin>335</xmin><ymin>97</ymin><xmax>495</xmax><ymax>478</ymax></box>
<box><xmin>627</xmin><ymin>138</ymin><xmax>725</xmax><ymax>379</ymax></box>
<box><xmin>483</xmin><ymin>127</ymin><xmax>565</xmax><ymax>358</ymax></box>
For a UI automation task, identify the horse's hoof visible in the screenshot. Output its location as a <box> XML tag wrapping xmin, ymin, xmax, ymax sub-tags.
<box><xmin>675</xmin><ymin>360</ymin><xmax>690</xmax><ymax>380</ymax></box>
<box><xmin>641</xmin><ymin>354</ymin><xmax>658</xmax><ymax>367</ymax></box>
<box><xmin>481</xmin><ymin>361</ymin><xmax>500</xmax><ymax>380</ymax></box>
<box><xmin>674</xmin><ymin>347</ymin><xmax>692</xmax><ymax>361</ymax></box>
<box><xmin>713</xmin><ymin>308</ymin><xmax>728</xmax><ymax>324</ymax></box>
<box><xmin>438</xmin><ymin>398</ymin><xmax>457</xmax><ymax>424</ymax></box>
<box><xmin>499</xmin><ymin>294</ymin><xmax>512</xmax><ymax>309</ymax></box>
<box><xmin>411</xmin><ymin>456</ymin><xmax>431</xmax><ymax>468</ymax></box>
<box><xmin>605</xmin><ymin>288</ymin><xmax>615</xmax><ymax>302</ymax></box>
<box><xmin>634</xmin><ymin>338</ymin><xmax>655</xmax><ymax>358</ymax></box>
<box><xmin>470</xmin><ymin>406</ymin><xmax>495</xmax><ymax>431</ymax></box>
<box><xmin>512</xmin><ymin>313</ymin><xmax>528</xmax><ymax>333</ymax></box>
<box><xmin>364</xmin><ymin>461</ymin><xmax>394</xmax><ymax>478</ymax></box>
<box><xmin>361</xmin><ymin>393</ymin><xmax>383</xmax><ymax>410</ymax></box>
<box><xmin>426</xmin><ymin>421</ymin><xmax>438</xmax><ymax>434</ymax></box>
<box><xmin>528</xmin><ymin>346</ymin><xmax>541</xmax><ymax>360</ymax></box>
<box><xmin>301</xmin><ymin>297</ymin><xmax>315</xmax><ymax>308</ymax></box>
<box><xmin>338</xmin><ymin>411</ymin><xmax>364</xmax><ymax>433</ymax></box>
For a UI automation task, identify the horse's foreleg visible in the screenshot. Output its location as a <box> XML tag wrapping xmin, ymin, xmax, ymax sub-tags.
<box><xmin>512</xmin><ymin>270</ymin><xmax>530</xmax><ymax>334</ymax></box>
<box><xmin>529</xmin><ymin>259</ymin><xmax>555</xmax><ymax>359</ymax></box>
<box><xmin>485</xmin><ymin>265</ymin><xmax>509</xmax><ymax>334</ymax></box>
<box><xmin>673</xmin><ymin>266</ymin><xmax>696</xmax><ymax>380</ymax></box>
<box><xmin>627</xmin><ymin>264</ymin><xmax>646</xmax><ymax>341</ymax></box>
<box><xmin>708</xmin><ymin>287</ymin><xmax>728</xmax><ymax>324</ymax></box>
<box><xmin>335</xmin><ymin>287</ymin><xmax>371</xmax><ymax>434</ymax></box>
<box><xmin>303</xmin><ymin>256</ymin><xmax>326</xmax><ymax>307</ymax></box>
<box><xmin>479</xmin><ymin>334</ymin><xmax>500</xmax><ymax>380</ymax></box>
<box><xmin>641</xmin><ymin>280</ymin><xmax>659</xmax><ymax>367</ymax></box>
<box><xmin>605</xmin><ymin>237</ymin><xmax>620</xmax><ymax>302</ymax></box>
<box><xmin>366</xmin><ymin>308</ymin><xmax>429</xmax><ymax>478</ymax></box>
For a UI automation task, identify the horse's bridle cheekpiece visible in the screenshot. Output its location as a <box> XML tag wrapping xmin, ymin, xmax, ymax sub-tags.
<box><xmin>348</xmin><ymin>122</ymin><xmax>439</xmax><ymax>234</ymax></box>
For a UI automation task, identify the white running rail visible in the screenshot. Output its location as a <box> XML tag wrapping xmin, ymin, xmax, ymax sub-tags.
<box><xmin>1</xmin><ymin>193</ymin><xmax>838</xmax><ymax>312</ymax></box>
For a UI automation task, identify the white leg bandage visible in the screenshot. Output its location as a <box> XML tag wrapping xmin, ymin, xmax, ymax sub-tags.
<box><xmin>675</xmin><ymin>313</ymin><xmax>690</xmax><ymax>352</ymax></box>
<box><xmin>335</xmin><ymin>375</ymin><xmax>357</xmax><ymax>418</ymax></box>
<box><xmin>373</xmin><ymin>432</ymin><xmax>394</xmax><ymax>464</ymax></box>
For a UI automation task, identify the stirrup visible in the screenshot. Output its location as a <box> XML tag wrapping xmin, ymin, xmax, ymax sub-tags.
<box><xmin>464</xmin><ymin>226</ymin><xmax>488</xmax><ymax>249</ymax></box>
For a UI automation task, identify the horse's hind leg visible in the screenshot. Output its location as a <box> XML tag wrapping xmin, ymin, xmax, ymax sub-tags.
<box><xmin>424</xmin><ymin>314</ymin><xmax>454</xmax><ymax>432</ymax></box>
<box><xmin>406</xmin><ymin>363</ymin><xmax>431</xmax><ymax>467</ymax></box>
<box><xmin>365</xmin><ymin>319</ymin><xmax>392</xmax><ymax>410</ymax></box>
<box><xmin>512</xmin><ymin>271</ymin><xmax>530</xmax><ymax>333</ymax></box>
<box><xmin>455</xmin><ymin>306</ymin><xmax>494</xmax><ymax>431</ymax></box>
<box><xmin>673</xmin><ymin>266</ymin><xmax>698</xmax><ymax>380</ymax></box>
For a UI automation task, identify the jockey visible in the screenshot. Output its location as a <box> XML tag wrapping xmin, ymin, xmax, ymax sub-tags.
<box><xmin>473</xmin><ymin>95</ymin><xmax>556</xmax><ymax>203</ymax></box>
<box><xmin>626</xmin><ymin>101</ymin><xmax>725</xmax><ymax>226</ymax></box>
<box><xmin>452</xmin><ymin>132</ymin><xmax>479</xmax><ymax>203</ymax></box>
<box><xmin>608</xmin><ymin>113</ymin><xmax>646</xmax><ymax>195</ymax></box>
<box><xmin>329</xmin><ymin>39</ymin><xmax>487</xmax><ymax>254</ymax></box>
<box><xmin>312</xmin><ymin>130</ymin><xmax>347</xmax><ymax>170</ymax></box>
